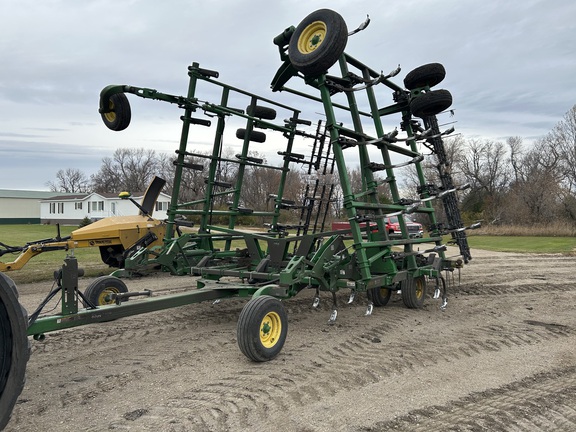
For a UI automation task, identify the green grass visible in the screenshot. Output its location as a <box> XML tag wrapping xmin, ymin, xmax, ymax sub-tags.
<box><xmin>2</xmin><ymin>224</ymin><xmax>575</xmax><ymax>284</ymax></box>
<box><xmin>467</xmin><ymin>235</ymin><xmax>576</xmax><ymax>254</ymax></box>
<box><xmin>0</xmin><ymin>224</ymin><xmax>111</xmax><ymax>284</ymax></box>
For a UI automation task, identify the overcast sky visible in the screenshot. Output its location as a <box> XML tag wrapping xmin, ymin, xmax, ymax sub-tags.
<box><xmin>1</xmin><ymin>0</ymin><xmax>574</xmax><ymax>191</ymax></box>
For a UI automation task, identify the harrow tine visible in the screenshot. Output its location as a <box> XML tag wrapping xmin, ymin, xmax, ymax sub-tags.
<box><xmin>440</xmin><ymin>298</ymin><xmax>448</xmax><ymax>310</ymax></box>
<box><xmin>312</xmin><ymin>288</ymin><xmax>321</xmax><ymax>308</ymax></box>
<box><xmin>365</xmin><ymin>302</ymin><xmax>373</xmax><ymax>316</ymax></box>
<box><xmin>329</xmin><ymin>309</ymin><xmax>338</xmax><ymax>323</ymax></box>
<box><xmin>347</xmin><ymin>291</ymin><xmax>355</xmax><ymax>304</ymax></box>
<box><xmin>328</xmin><ymin>291</ymin><xmax>338</xmax><ymax>323</ymax></box>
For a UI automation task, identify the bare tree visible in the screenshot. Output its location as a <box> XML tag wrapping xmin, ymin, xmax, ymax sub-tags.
<box><xmin>504</xmin><ymin>137</ymin><xmax>562</xmax><ymax>224</ymax></box>
<box><xmin>456</xmin><ymin>138</ymin><xmax>510</xmax><ymax>223</ymax></box>
<box><xmin>46</xmin><ymin>168</ymin><xmax>90</xmax><ymax>193</ymax></box>
<box><xmin>91</xmin><ymin>148</ymin><xmax>161</xmax><ymax>193</ymax></box>
<box><xmin>549</xmin><ymin>105</ymin><xmax>576</xmax><ymax>193</ymax></box>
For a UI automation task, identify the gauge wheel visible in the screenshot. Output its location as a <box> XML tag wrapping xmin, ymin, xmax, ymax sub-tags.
<box><xmin>84</xmin><ymin>276</ymin><xmax>128</xmax><ymax>306</ymax></box>
<box><xmin>0</xmin><ymin>273</ymin><xmax>30</xmax><ymax>431</ymax></box>
<box><xmin>246</xmin><ymin>105</ymin><xmax>277</xmax><ymax>120</ymax></box>
<box><xmin>404</xmin><ymin>63</ymin><xmax>446</xmax><ymax>90</ymax></box>
<box><xmin>410</xmin><ymin>89</ymin><xmax>453</xmax><ymax>118</ymax></box>
<box><xmin>401</xmin><ymin>275</ymin><xmax>427</xmax><ymax>309</ymax></box>
<box><xmin>237</xmin><ymin>295</ymin><xmax>288</xmax><ymax>362</ymax></box>
<box><xmin>236</xmin><ymin>128</ymin><xmax>266</xmax><ymax>143</ymax></box>
<box><xmin>367</xmin><ymin>286</ymin><xmax>392</xmax><ymax>307</ymax></box>
<box><xmin>101</xmin><ymin>93</ymin><xmax>131</xmax><ymax>131</ymax></box>
<box><xmin>288</xmin><ymin>9</ymin><xmax>348</xmax><ymax>77</ymax></box>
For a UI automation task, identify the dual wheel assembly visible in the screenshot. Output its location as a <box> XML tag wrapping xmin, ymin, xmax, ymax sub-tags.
<box><xmin>287</xmin><ymin>9</ymin><xmax>452</xmax><ymax>118</ymax></box>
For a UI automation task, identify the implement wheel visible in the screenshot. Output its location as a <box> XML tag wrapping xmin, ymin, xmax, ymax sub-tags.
<box><xmin>84</xmin><ymin>276</ymin><xmax>128</xmax><ymax>306</ymax></box>
<box><xmin>237</xmin><ymin>295</ymin><xmax>288</xmax><ymax>362</ymax></box>
<box><xmin>246</xmin><ymin>105</ymin><xmax>277</xmax><ymax>120</ymax></box>
<box><xmin>101</xmin><ymin>93</ymin><xmax>131</xmax><ymax>131</ymax></box>
<box><xmin>0</xmin><ymin>273</ymin><xmax>30</xmax><ymax>430</ymax></box>
<box><xmin>367</xmin><ymin>286</ymin><xmax>392</xmax><ymax>307</ymax></box>
<box><xmin>404</xmin><ymin>63</ymin><xmax>446</xmax><ymax>90</ymax></box>
<box><xmin>236</xmin><ymin>128</ymin><xmax>266</xmax><ymax>143</ymax></box>
<box><xmin>410</xmin><ymin>89</ymin><xmax>453</xmax><ymax>118</ymax></box>
<box><xmin>288</xmin><ymin>9</ymin><xmax>348</xmax><ymax>77</ymax></box>
<box><xmin>401</xmin><ymin>276</ymin><xmax>427</xmax><ymax>309</ymax></box>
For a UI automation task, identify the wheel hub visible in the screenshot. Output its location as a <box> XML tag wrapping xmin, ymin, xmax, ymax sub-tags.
<box><xmin>260</xmin><ymin>312</ymin><xmax>281</xmax><ymax>348</ymax></box>
<box><xmin>298</xmin><ymin>21</ymin><xmax>326</xmax><ymax>54</ymax></box>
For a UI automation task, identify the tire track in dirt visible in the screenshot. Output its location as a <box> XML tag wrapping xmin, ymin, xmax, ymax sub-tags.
<box><xmin>96</xmin><ymin>297</ymin><xmax>575</xmax><ymax>431</ymax></box>
<box><xmin>367</xmin><ymin>366</ymin><xmax>576</xmax><ymax>431</ymax></box>
<box><xmin>453</xmin><ymin>283</ymin><xmax>575</xmax><ymax>296</ymax></box>
<box><xmin>8</xmin><ymin>252</ymin><xmax>576</xmax><ymax>431</ymax></box>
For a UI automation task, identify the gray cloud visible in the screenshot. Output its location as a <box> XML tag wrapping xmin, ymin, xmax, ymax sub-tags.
<box><xmin>1</xmin><ymin>0</ymin><xmax>574</xmax><ymax>189</ymax></box>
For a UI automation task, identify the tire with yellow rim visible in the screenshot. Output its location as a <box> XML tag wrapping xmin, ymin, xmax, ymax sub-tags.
<box><xmin>84</xmin><ymin>276</ymin><xmax>129</xmax><ymax>307</ymax></box>
<box><xmin>237</xmin><ymin>295</ymin><xmax>288</xmax><ymax>362</ymax></box>
<box><xmin>400</xmin><ymin>275</ymin><xmax>427</xmax><ymax>309</ymax></box>
<box><xmin>367</xmin><ymin>286</ymin><xmax>392</xmax><ymax>307</ymax></box>
<box><xmin>288</xmin><ymin>9</ymin><xmax>348</xmax><ymax>77</ymax></box>
<box><xmin>101</xmin><ymin>93</ymin><xmax>131</xmax><ymax>131</ymax></box>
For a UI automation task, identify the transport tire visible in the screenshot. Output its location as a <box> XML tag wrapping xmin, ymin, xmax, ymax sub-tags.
<box><xmin>84</xmin><ymin>276</ymin><xmax>128</xmax><ymax>306</ymax></box>
<box><xmin>410</xmin><ymin>89</ymin><xmax>453</xmax><ymax>118</ymax></box>
<box><xmin>246</xmin><ymin>105</ymin><xmax>277</xmax><ymax>120</ymax></box>
<box><xmin>288</xmin><ymin>9</ymin><xmax>348</xmax><ymax>77</ymax></box>
<box><xmin>237</xmin><ymin>295</ymin><xmax>288</xmax><ymax>362</ymax></box>
<box><xmin>236</xmin><ymin>128</ymin><xmax>266</xmax><ymax>143</ymax></box>
<box><xmin>0</xmin><ymin>273</ymin><xmax>30</xmax><ymax>431</ymax></box>
<box><xmin>101</xmin><ymin>93</ymin><xmax>131</xmax><ymax>131</ymax></box>
<box><xmin>367</xmin><ymin>286</ymin><xmax>392</xmax><ymax>307</ymax></box>
<box><xmin>404</xmin><ymin>63</ymin><xmax>446</xmax><ymax>90</ymax></box>
<box><xmin>401</xmin><ymin>275</ymin><xmax>427</xmax><ymax>309</ymax></box>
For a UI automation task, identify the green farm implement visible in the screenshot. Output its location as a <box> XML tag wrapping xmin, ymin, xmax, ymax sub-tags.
<box><xmin>1</xmin><ymin>9</ymin><xmax>477</xmax><ymax>429</ymax></box>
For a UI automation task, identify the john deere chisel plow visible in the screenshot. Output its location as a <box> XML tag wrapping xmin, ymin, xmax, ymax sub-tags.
<box><xmin>1</xmin><ymin>9</ymin><xmax>477</xmax><ymax>429</ymax></box>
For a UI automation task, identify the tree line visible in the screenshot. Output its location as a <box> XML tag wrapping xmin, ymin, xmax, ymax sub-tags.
<box><xmin>412</xmin><ymin>104</ymin><xmax>576</xmax><ymax>227</ymax></box>
<box><xmin>48</xmin><ymin>105</ymin><xmax>576</xmax><ymax>228</ymax></box>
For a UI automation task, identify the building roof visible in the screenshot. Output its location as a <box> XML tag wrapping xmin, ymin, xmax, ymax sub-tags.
<box><xmin>44</xmin><ymin>194</ymin><xmax>89</xmax><ymax>201</ymax></box>
<box><xmin>39</xmin><ymin>191</ymin><xmax>171</xmax><ymax>202</ymax></box>
<box><xmin>0</xmin><ymin>189</ymin><xmax>74</xmax><ymax>199</ymax></box>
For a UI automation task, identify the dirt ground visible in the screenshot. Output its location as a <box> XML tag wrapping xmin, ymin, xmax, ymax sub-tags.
<box><xmin>4</xmin><ymin>248</ymin><xmax>576</xmax><ymax>431</ymax></box>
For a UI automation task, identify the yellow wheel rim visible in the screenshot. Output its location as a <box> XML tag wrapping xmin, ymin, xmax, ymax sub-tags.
<box><xmin>297</xmin><ymin>21</ymin><xmax>327</xmax><ymax>54</ymax></box>
<box><xmin>415</xmin><ymin>278</ymin><xmax>424</xmax><ymax>300</ymax></box>
<box><xmin>260</xmin><ymin>311</ymin><xmax>282</xmax><ymax>348</ymax></box>
<box><xmin>103</xmin><ymin>100</ymin><xmax>116</xmax><ymax>123</ymax></box>
<box><xmin>380</xmin><ymin>288</ymin><xmax>390</xmax><ymax>297</ymax></box>
<box><xmin>98</xmin><ymin>287</ymin><xmax>120</xmax><ymax>305</ymax></box>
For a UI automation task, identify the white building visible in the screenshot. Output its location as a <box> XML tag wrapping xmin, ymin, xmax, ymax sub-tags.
<box><xmin>0</xmin><ymin>189</ymin><xmax>77</xmax><ymax>224</ymax></box>
<box><xmin>40</xmin><ymin>191</ymin><xmax>172</xmax><ymax>225</ymax></box>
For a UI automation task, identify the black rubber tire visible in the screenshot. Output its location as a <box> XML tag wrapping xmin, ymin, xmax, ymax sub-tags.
<box><xmin>288</xmin><ymin>9</ymin><xmax>348</xmax><ymax>77</ymax></box>
<box><xmin>237</xmin><ymin>295</ymin><xmax>288</xmax><ymax>362</ymax></box>
<box><xmin>0</xmin><ymin>273</ymin><xmax>30</xmax><ymax>431</ymax></box>
<box><xmin>367</xmin><ymin>286</ymin><xmax>392</xmax><ymax>307</ymax></box>
<box><xmin>410</xmin><ymin>89</ymin><xmax>453</xmax><ymax>118</ymax></box>
<box><xmin>101</xmin><ymin>93</ymin><xmax>131</xmax><ymax>131</ymax></box>
<box><xmin>236</xmin><ymin>128</ymin><xmax>266</xmax><ymax>143</ymax></box>
<box><xmin>84</xmin><ymin>276</ymin><xmax>128</xmax><ymax>306</ymax></box>
<box><xmin>246</xmin><ymin>105</ymin><xmax>277</xmax><ymax>120</ymax></box>
<box><xmin>401</xmin><ymin>276</ymin><xmax>427</xmax><ymax>309</ymax></box>
<box><xmin>404</xmin><ymin>63</ymin><xmax>446</xmax><ymax>90</ymax></box>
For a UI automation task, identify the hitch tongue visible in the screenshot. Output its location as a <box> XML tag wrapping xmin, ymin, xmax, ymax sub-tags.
<box><xmin>109</xmin><ymin>289</ymin><xmax>152</xmax><ymax>305</ymax></box>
